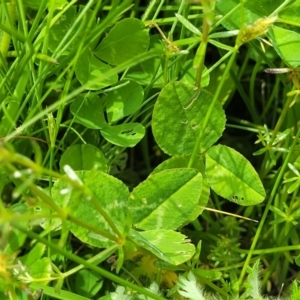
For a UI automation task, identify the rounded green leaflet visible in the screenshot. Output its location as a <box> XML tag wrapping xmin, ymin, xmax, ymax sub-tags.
<box><xmin>75</xmin><ymin>269</ymin><xmax>103</xmax><ymax>298</ymax></box>
<box><xmin>59</xmin><ymin>144</ymin><xmax>107</xmax><ymax>173</ymax></box>
<box><xmin>180</xmin><ymin>60</ymin><xmax>209</xmax><ymax>87</ymax></box>
<box><xmin>51</xmin><ymin>170</ymin><xmax>129</xmax><ymax>248</ymax></box>
<box><xmin>268</xmin><ymin>26</ymin><xmax>300</xmax><ymax>68</ymax></box>
<box><xmin>105</xmin><ymin>80</ymin><xmax>144</xmax><ymax>123</ymax></box>
<box><xmin>123</xmin><ymin>35</ymin><xmax>164</xmax><ymax>87</ymax></box>
<box><xmin>26</xmin><ymin>258</ymin><xmax>52</xmax><ymax>284</ymax></box>
<box><xmin>152</xmin><ymin>155</ymin><xmax>209</xmax><ymax>221</ymax></box>
<box><xmin>128</xmin><ymin>168</ymin><xmax>202</xmax><ymax>230</ymax></box>
<box><xmin>217</xmin><ymin>0</ymin><xmax>282</xmax><ymax>31</ymax></box>
<box><xmin>205</xmin><ymin>145</ymin><xmax>266</xmax><ymax>205</ymax></box>
<box><xmin>152</xmin><ymin>81</ymin><xmax>226</xmax><ymax>156</ymax></box>
<box><xmin>70</xmin><ymin>93</ymin><xmax>107</xmax><ymax>129</ymax></box>
<box><xmin>23</xmin><ymin>0</ymin><xmax>67</xmax><ymax>10</ymax></box>
<box><xmin>130</xmin><ymin>229</ymin><xmax>195</xmax><ymax>265</ymax></box>
<box><xmin>48</xmin><ymin>6</ymin><xmax>92</xmax><ymax>55</ymax></box>
<box><xmin>279</xmin><ymin>3</ymin><xmax>300</xmax><ymax>25</ymax></box>
<box><xmin>95</xmin><ymin>18</ymin><xmax>149</xmax><ymax>66</ymax></box>
<box><xmin>101</xmin><ymin>123</ymin><xmax>145</xmax><ymax>147</ymax></box>
<box><xmin>75</xmin><ymin>49</ymin><xmax>118</xmax><ymax>90</ymax></box>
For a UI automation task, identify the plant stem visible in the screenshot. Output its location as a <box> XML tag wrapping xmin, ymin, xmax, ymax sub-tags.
<box><xmin>194</xmin><ymin>17</ymin><xmax>210</xmax><ymax>89</ymax></box>
<box><xmin>11</xmin><ymin>222</ymin><xmax>166</xmax><ymax>300</ymax></box>
<box><xmin>188</xmin><ymin>47</ymin><xmax>238</xmax><ymax>167</ymax></box>
<box><xmin>0</xmin><ymin>69</ymin><xmax>29</xmax><ymax>137</ymax></box>
<box><xmin>238</xmin><ymin>125</ymin><xmax>300</xmax><ymax>286</ymax></box>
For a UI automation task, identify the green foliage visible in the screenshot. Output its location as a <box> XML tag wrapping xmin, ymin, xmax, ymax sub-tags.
<box><xmin>75</xmin><ymin>49</ymin><xmax>118</xmax><ymax>90</ymax></box>
<box><xmin>206</xmin><ymin>145</ymin><xmax>266</xmax><ymax>205</ymax></box>
<box><xmin>1</xmin><ymin>0</ymin><xmax>300</xmax><ymax>299</ymax></box>
<box><xmin>152</xmin><ymin>82</ymin><xmax>225</xmax><ymax>155</ymax></box>
<box><xmin>129</xmin><ymin>169</ymin><xmax>202</xmax><ymax>230</ymax></box>
<box><xmin>105</xmin><ymin>80</ymin><xmax>144</xmax><ymax>123</ymax></box>
<box><xmin>95</xmin><ymin>18</ymin><xmax>150</xmax><ymax>66</ymax></box>
<box><xmin>60</xmin><ymin>144</ymin><xmax>108</xmax><ymax>173</ymax></box>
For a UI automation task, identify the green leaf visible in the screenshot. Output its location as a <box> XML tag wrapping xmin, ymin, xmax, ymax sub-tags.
<box><xmin>268</xmin><ymin>26</ymin><xmax>300</xmax><ymax>68</ymax></box>
<box><xmin>193</xmin><ymin>268</ymin><xmax>222</xmax><ymax>280</ymax></box>
<box><xmin>152</xmin><ymin>82</ymin><xmax>226</xmax><ymax>155</ymax></box>
<box><xmin>75</xmin><ymin>49</ymin><xmax>118</xmax><ymax>90</ymax></box>
<box><xmin>208</xmin><ymin>39</ymin><xmax>236</xmax><ymax>51</ymax></box>
<box><xmin>75</xmin><ymin>269</ymin><xmax>103</xmax><ymax>298</ymax></box>
<box><xmin>101</xmin><ymin>123</ymin><xmax>145</xmax><ymax>147</ymax></box>
<box><xmin>209</xmin><ymin>31</ymin><xmax>239</xmax><ymax>39</ymax></box>
<box><xmin>28</xmin><ymin>257</ymin><xmax>52</xmax><ymax>284</ymax></box>
<box><xmin>128</xmin><ymin>168</ymin><xmax>202</xmax><ymax>230</ymax></box>
<box><xmin>52</xmin><ymin>170</ymin><xmax>129</xmax><ymax>247</ymax></box>
<box><xmin>152</xmin><ymin>155</ymin><xmax>209</xmax><ymax>221</ymax></box>
<box><xmin>216</xmin><ymin>0</ymin><xmax>282</xmax><ymax>30</ymax></box>
<box><xmin>5</xmin><ymin>204</ymin><xmax>28</xmax><ymax>254</ymax></box>
<box><xmin>60</xmin><ymin>144</ymin><xmax>107</xmax><ymax>173</ymax></box>
<box><xmin>48</xmin><ymin>239</ymin><xmax>72</xmax><ymax>263</ymax></box>
<box><xmin>70</xmin><ymin>93</ymin><xmax>107</xmax><ymax>129</ymax></box>
<box><xmin>29</xmin><ymin>283</ymin><xmax>91</xmax><ymax>300</ymax></box>
<box><xmin>123</xmin><ymin>35</ymin><xmax>164</xmax><ymax>87</ymax></box>
<box><xmin>180</xmin><ymin>60</ymin><xmax>209</xmax><ymax>87</ymax></box>
<box><xmin>206</xmin><ymin>145</ymin><xmax>266</xmax><ymax>205</ymax></box>
<box><xmin>95</xmin><ymin>18</ymin><xmax>149</xmax><ymax>65</ymax></box>
<box><xmin>24</xmin><ymin>0</ymin><xmax>68</xmax><ymax>10</ymax></box>
<box><xmin>19</xmin><ymin>243</ymin><xmax>45</xmax><ymax>266</ymax></box>
<box><xmin>23</xmin><ymin>0</ymin><xmax>44</xmax><ymax>9</ymax></box>
<box><xmin>175</xmin><ymin>13</ymin><xmax>201</xmax><ymax>36</ymax></box>
<box><xmin>129</xmin><ymin>229</ymin><xmax>195</xmax><ymax>265</ymax></box>
<box><xmin>279</xmin><ymin>2</ymin><xmax>300</xmax><ymax>25</ymax></box>
<box><xmin>105</xmin><ymin>80</ymin><xmax>144</xmax><ymax>123</ymax></box>
<box><xmin>48</xmin><ymin>7</ymin><xmax>87</xmax><ymax>54</ymax></box>
<box><xmin>206</xmin><ymin>62</ymin><xmax>238</xmax><ymax>106</ymax></box>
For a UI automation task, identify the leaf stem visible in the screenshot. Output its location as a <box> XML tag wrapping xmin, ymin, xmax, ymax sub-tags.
<box><xmin>188</xmin><ymin>47</ymin><xmax>237</xmax><ymax>167</ymax></box>
<box><xmin>194</xmin><ymin>17</ymin><xmax>210</xmax><ymax>89</ymax></box>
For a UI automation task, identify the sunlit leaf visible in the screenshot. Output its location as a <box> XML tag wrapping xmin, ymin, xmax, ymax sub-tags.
<box><xmin>152</xmin><ymin>82</ymin><xmax>226</xmax><ymax>156</ymax></box>
<box><xmin>206</xmin><ymin>145</ymin><xmax>266</xmax><ymax>205</ymax></box>
<box><xmin>70</xmin><ymin>93</ymin><xmax>107</xmax><ymax>129</ymax></box>
<box><xmin>75</xmin><ymin>50</ymin><xmax>118</xmax><ymax>90</ymax></box>
<box><xmin>105</xmin><ymin>80</ymin><xmax>144</xmax><ymax>123</ymax></box>
<box><xmin>152</xmin><ymin>155</ymin><xmax>209</xmax><ymax>220</ymax></box>
<box><xmin>217</xmin><ymin>0</ymin><xmax>282</xmax><ymax>30</ymax></box>
<box><xmin>128</xmin><ymin>168</ymin><xmax>202</xmax><ymax>230</ymax></box>
<box><xmin>96</xmin><ymin>18</ymin><xmax>149</xmax><ymax>65</ymax></box>
<box><xmin>52</xmin><ymin>170</ymin><xmax>129</xmax><ymax>248</ymax></box>
<box><xmin>101</xmin><ymin>123</ymin><xmax>145</xmax><ymax>147</ymax></box>
<box><xmin>268</xmin><ymin>26</ymin><xmax>300</xmax><ymax>68</ymax></box>
<box><xmin>60</xmin><ymin>144</ymin><xmax>107</xmax><ymax>173</ymax></box>
<box><xmin>130</xmin><ymin>229</ymin><xmax>195</xmax><ymax>265</ymax></box>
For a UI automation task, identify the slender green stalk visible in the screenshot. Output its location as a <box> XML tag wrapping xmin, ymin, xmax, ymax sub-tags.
<box><xmin>233</xmin><ymin>243</ymin><xmax>300</xmax><ymax>255</ymax></box>
<box><xmin>10</xmin><ymin>223</ymin><xmax>166</xmax><ymax>300</ymax></box>
<box><xmin>194</xmin><ymin>20</ymin><xmax>209</xmax><ymax>89</ymax></box>
<box><xmin>238</xmin><ymin>126</ymin><xmax>300</xmax><ymax>285</ymax></box>
<box><xmin>188</xmin><ymin>46</ymin><xmax>238</xmax><ymax>167</ymax></box>
<box><xmin>270</xmin><ymin>88</ymin><xmax>296</xmax><ymax>143</ymax></box>
<box><xmin>0</xmin><ymin>1</ymin><xmax>17</xmax><ymax>60</ymax></box>
<box><xmin>3</xmin><ymin>49</ymin><xmax>162</xmax><ymax>143</ymax></box>
<box><xmin>62</xmin><ymin>244</ymin><xmax>118</xmax><ymax>277</ymax></box>
<box><xmin>0</xmin><ymin>70</ymin><xmax>29</xmax><ymax>137</ymax></box>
